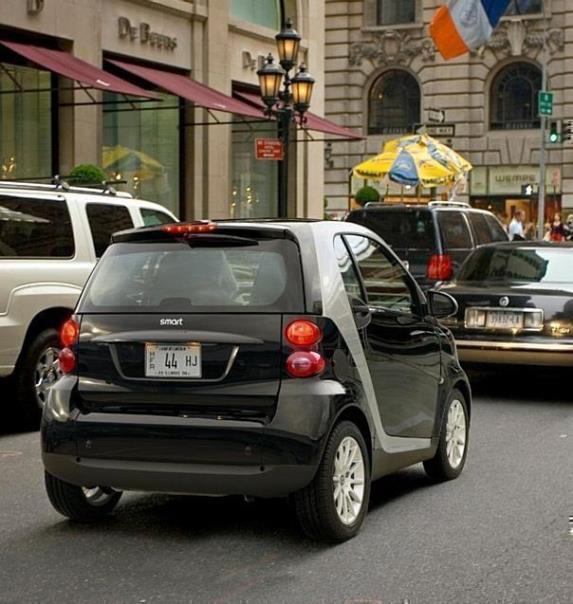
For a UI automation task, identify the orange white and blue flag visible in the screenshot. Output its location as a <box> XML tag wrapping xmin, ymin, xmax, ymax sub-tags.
<box><xmin>430</xmin><ymin>0</ymin><xmax>511</xmax><ymax>60</ymax></box>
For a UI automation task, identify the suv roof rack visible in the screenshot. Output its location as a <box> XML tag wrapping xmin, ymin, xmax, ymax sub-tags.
<box><xmin>428</xmin><ymin>200</ymin><xmax>471</xmax><ymax>208</ymax></box>
<box><xmin>0</xmin><ymin>178</ymin><xmax>133</xmax><ymax>199</ymax></box>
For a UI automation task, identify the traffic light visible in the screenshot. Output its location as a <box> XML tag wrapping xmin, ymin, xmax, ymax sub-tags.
<box><xmin>549</xmin><ymin>120</ymin><xmax>560</xmax><ymax>144</ymax></box>
<box><xmin>563</xmin><ymin>120</ymin><xmax>573</xmax><ymax>146</ymax></box>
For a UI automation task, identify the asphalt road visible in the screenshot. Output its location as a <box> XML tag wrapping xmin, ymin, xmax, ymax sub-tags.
<box><xmin>0</xmin><ymin>369</ymin><xmax>571</xmax><ymax>604</ymax></box>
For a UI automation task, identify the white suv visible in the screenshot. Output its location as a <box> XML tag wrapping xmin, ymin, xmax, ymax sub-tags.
<box><xmin>0</xmin><ymin>181</ymin><xmax>177</xmax><ymax>425</ymax></box>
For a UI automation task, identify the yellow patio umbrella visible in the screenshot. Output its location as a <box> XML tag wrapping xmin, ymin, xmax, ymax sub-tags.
<box><xmin>353</xmin><ymin>133</ymin><xmax>472</xmax><ymax>188</ymax></box>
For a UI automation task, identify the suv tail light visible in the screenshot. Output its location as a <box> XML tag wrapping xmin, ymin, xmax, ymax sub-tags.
<box><xmin>284</xmin><ymin>319</ymin><xmax>325</xmax><ymax>378</ymax></box>
<box><xmin>59</xmin><ymin>316</ymin><xmax>80</xmax><ymax>374</ymax></box>
<box><xmin>427</xmin><ymin>254</ymin><xmax>453</xmax><ymax>281</ymax></box>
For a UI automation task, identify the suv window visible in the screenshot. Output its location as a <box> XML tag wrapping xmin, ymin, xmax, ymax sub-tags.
<box><xmin>0</xmin><ymin>196</ymin><xmax>74</xmax><ymax>258</ymax></box>
<box><xmin>437</xmin><ymin>212</ymin><xmax>472</xmax><ymax>250</ymax></box>
<box><xmin>484</xmin><ymin>214</ymin><xmax>509</xmax><ymax>242</ymax></box>
<box><xmin>345</xmin><ymin>234</ymin><xmax>415</xmax><ymax>314</ymax></box>
<box><xmin>347</xmin><ymin>209</ymin><xmax>434</xmax><ymax>250</ymax></box>
<box><xmin>140</xmin><ymin>208</ymin><xmax>174</xmax><ymax>227</ymax></box>
<box><xmin>86</xmin><ymin>203</ymin><xmax>134</xmax><ymax>258</ymax></box>
<box><xmin>80</xmin><ymin>239</ymin><xmax>304</xmax><ymax>313</ymax></box>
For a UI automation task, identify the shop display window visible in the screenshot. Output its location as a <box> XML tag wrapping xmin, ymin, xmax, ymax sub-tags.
<box><xmin>231</xmin><ymin>119</ymin><xmax>278</xmax><ymax>218</ymax></box>
<box><xmin>0</xmin><ymin>64</ymin><xmax>52</xmax><ymax>180</ymax></box>
<box><xmin>102</xmin><ymin>92</ymin><xmax>180</xmax><ymax>216</ymax></box>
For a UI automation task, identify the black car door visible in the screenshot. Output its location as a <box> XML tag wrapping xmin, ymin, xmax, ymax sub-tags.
<box><xmin>342</xmin><ymin>234</ymin><xmax>442</xmax><ymax>439</ymax></box>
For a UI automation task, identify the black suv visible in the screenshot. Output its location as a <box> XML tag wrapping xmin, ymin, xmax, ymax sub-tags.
<box><xmin>42</xmin><ymin>220</ymin><xmax>471</xmax><ymax>542</ymax></box>
<box><xmin>346</xmin><ymin>202</ymin><xmax>508</xmax><ymax>289</ymax></box>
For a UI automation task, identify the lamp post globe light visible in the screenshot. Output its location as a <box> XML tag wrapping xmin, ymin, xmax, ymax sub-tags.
<box><xmin>257</xmin><ymin>18</ymin><xmax>315</xmax><ymax>217</ymax></box>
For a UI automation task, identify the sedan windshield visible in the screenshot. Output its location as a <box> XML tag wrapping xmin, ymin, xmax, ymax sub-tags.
<box><xmin>459</xmin><ymin>247</ymin><xmax>573</xmax><ymax>284</ymax></box>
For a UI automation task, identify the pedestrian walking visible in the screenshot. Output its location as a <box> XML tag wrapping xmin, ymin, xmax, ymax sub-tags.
<box><xmin>508</xmin><ymin>210</ymin><xmax>525</xmax><ymax>240</ymax></box>
<box><xmin>550</xmin><ymin>213</ymin><xmax>566</xmax><ymax>242</ymax></box>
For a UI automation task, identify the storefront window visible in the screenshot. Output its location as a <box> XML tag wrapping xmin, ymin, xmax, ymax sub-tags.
<box><xmin>231</xmin><ymin>119</ymin><xmax>278</xmax><ymax>218</ymax></box>
<box><xmin>231</xmin><ymin>0</ymin><xmax>280</xmax><ymax>29</ymax></box>
<box><xmin>0</xmin><ymin>64</ymin><xmax>52</xmax><ymax>180</ymax></box>
<box><xmin>102</xmin><ymin>92</ymin><xmax>180</xmax><ymax>216</ymax></box>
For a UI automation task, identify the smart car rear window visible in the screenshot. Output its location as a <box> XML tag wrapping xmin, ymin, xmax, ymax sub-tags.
<box><xmin>79</xmin><ymin>239</ymin><xmax>304</xmax><ymax>313</ymax></box>
<box><xmin>0</xmin><ymin>196</ymin><xmax>74</xmax><ymax>258</ymax></box>
<box><xmin>347</xmin><ymin>209</ymin><xmax>435</xmax><ymax>250</ymax></box>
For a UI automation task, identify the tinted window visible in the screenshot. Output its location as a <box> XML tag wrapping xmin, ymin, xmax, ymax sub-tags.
<box><xmin>0</xmin><ymin>196</ymin><xmax>74</xmax><ymax>258</ymax></box>
<box><xmin>86</xmin><ymin>204</ymin><xmax>134</xmax><ymax>257</ymax></box>
<box><xmin>468</xmin><ymin>213</ymin><xmax>492</xmax><ymax>246</ymax></box>
<box><xmin>334</xmin><ymin>236</ymin><xmax>364</xmax><ymax>301</ymax></box>
<box><xmin>438</xmin><ymin>212</ymin><xmax>472</xmax><ymax>249</ymax></box>
<box><xmin>345</xmin><ymin>235</ymin><xmax>415</xmax><ymax>313</ymax></box>
<box><xmin>459</xmin><ymin>247</ymin><xmax>573</xmax><ymax>284</ymax></box>
<box><xmin>347</xmin><ymin>210</ymin><xmax>435</xmax><ymax>250</ymax></box>
<box><xmin>80</xmin><ymin>240</ymin><xmax>304</xmax><ymax>313</ymax></box>
<box><xmin>485</xmin><ymin>214</ymin><xmax>509</xmax><ymax>242</ymax></box>
<box><xmin>140</xmin><ymin>208</ymin><xmax>175</xmax><ymax>227</ymax></box>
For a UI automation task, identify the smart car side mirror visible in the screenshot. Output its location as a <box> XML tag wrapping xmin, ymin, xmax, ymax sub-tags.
<box><xmin>349</xmin><ymin>296</ymin><xmax>372</xmax><ymax>329</ymax></box>
<box><xmin>428</xmin><ymin>290</ymin><xmax>458</xmax><ymax>319</ymax></box>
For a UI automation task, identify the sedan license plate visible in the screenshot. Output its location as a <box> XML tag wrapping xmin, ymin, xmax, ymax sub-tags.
<box><xmin>145</xmin><ymin>344</ymin><xmax>201</xmax><ymax>378</ymax></box>
<box><xmin>486</xmin><ymin>311</ymin><xmax>523</xmax><ymax>330</ymax></box>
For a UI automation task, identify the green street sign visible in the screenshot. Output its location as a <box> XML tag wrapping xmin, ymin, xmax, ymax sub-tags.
<box><xmin>539</xmin><ymin>91</ymin><xmax>554</xmax><ymax>117</ymax></box>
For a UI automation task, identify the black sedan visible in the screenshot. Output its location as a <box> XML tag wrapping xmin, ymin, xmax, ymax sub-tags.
<box><xmin>439</xmin><ymin>241</ymin><xmax>573</xmax><ymax>366</ymax></box>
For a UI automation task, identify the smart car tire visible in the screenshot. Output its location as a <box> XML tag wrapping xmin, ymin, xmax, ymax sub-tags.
<box><xmin>294</xmin><ymin>421</ymin><xmax>371</xmax><ymax>543</ymax></box>
<box><xmin>15</xmin><ymin>328</ymin><xmax>62</xmax><ymax>427</ymax></box>
<box><xmin>45</xmin><ymin>472</ymin><xmax>122</xmax><ymax>522</ymax></box>
<box><xmin>423</xmin><ymin>389</ymin><xmax>469</xmax><ymax>482</ymax></box>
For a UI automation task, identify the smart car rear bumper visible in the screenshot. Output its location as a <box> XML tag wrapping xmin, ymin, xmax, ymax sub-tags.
<box><xmin>456</xmin><ymin>339</ymin><xmax>573</xmax><ymax>366</ymax></box>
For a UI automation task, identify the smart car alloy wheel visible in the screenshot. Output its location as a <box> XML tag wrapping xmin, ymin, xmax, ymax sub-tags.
<box><xmin>333</xmin><ymin>436</ymin><xmax>365</xmax><ymax>525</ymax></box>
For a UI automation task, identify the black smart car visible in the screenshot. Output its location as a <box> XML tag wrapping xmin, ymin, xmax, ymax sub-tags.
<box><xmin>42</xmin><ymin>220</ymin><xmax>471</xmax><ymax>542</ymax></box>
<box><xmin>346</xmin><ymin>201</ymin><xmax>508</xmax><ymax>289</ymax></box>
<box><xmin>439</xmin><ymin>241</ymin><xmax>573</xmax><ymax>366</ymax></box>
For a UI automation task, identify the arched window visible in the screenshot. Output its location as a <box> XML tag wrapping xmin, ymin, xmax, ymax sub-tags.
<box><xmin>490</xmin><ymin>62</ymin><xmax>542</xmax><ymax>130</ymax></box>
<box><xmin>231</xmin><ymin>0</ymin><xmax>280</xmax><ymax>30</ymax></box>
<box><xmin>368</xmin><ymin>70</ymin><xmax>420</xmax><ymax>135</ymax></box>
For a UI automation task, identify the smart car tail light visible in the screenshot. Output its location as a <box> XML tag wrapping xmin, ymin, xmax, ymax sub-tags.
<box><xmin>162</xmin><ymin>222</ymin><xmax>217</xmax><ymax>235</ymax></box>
<box><xmin>286</xmin><ymin>351</ymin><xmax>325</xmax><ymax>378</ymax></box>
<box><xmin>427</xmin><ymin>254</ymin><xmax>453</xmax><ymax>281</ymax></box>
<box><xmin>58</xmin><ymin>348</ymin><xmax>76</xmax><ymax>374</ymax></box>
<box><xmin>60</xmin><ymin>317</ymin><xmax>79</xmax><ymax>348</ymax></box>
<box><xmin>285</xmin><ymin>320</ymin><xmax>322</xmax><ymax>348</ymax></box>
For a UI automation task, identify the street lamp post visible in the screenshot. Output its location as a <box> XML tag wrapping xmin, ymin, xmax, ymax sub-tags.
<box><xmin>257</xmin><ymin>18</ymin><xmax>315</xmax><ymax>217</ymax></box>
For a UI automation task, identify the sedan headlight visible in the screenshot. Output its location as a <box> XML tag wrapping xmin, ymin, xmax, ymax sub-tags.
<box><xmin>524</xmin><ymin>310</ymin><xmax>543</xmax><ymax>330</ymax></box>
<box><xmin>465</xmin><ymin>308</ymin><xmax>486</xmax><ymax>329</ymax></box>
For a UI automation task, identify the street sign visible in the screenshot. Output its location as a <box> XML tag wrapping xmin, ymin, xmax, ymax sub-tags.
<box><xmin>427</xmin><ymin>108</ymin><xmax>446</xmax><ymax>124</ymax></box>
<box><xmin>521</xmin><ymin>184</ymin><xmax>536</xmax><ymax>197</ymax></box>
<box><xmin>255</xmin><ymin>139</ymin><xmax>284</xmax><ymax>161</ymax></box>
<box><xmin>539</xmin><ymin>91</ymin><xmax>554</xmax><ymax>117</ymax></box>
<box><xmin>415</xmin><ymin>124</ymin><xmax>456</xmax><ymax>138</ymax></box>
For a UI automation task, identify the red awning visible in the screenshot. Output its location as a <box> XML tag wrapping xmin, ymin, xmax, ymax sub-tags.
<box><xmin>233</xmin><ymin>90</ymin><xmax>362</xmax><ymax>140</ymax></box>
<box><xmin>0</xmin><ymin>40</ymin><xmax>156</xmax><ymax>98</ymax></box>
<box><xmin>107</xmin><ymin>60</ymin><xmax>264</xmax><ymax>119</ymax></box>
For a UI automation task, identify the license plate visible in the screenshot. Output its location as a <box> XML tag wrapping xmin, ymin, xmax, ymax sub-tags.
<box><xmin>145</xmin><ymin>344</ymin><xmax>201</xmax><ymax>378</ymax></box>
<box><xmin>486</xmin><ymin>311</ymin><xmax>523</xmax><ymax>330</ymax></box>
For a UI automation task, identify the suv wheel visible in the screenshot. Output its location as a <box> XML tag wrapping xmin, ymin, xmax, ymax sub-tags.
<box><xmin>294</xmin><ymin>421</ymin><xmax>371</xmax><ymax>542</ymax></box>
<box><xmin>45</xmin><ymin>472</ymin><xmax>122</xmax><ymax>522</ymax></box>
<box><xmin>15</xmin><ymin>328</ymin><xmax>62</xmax><ymax>427</ymax></box>
<box><xmin>424</xmin><ymin>389</ymin><xmax>469</xmax><ymax>481</ymax></box>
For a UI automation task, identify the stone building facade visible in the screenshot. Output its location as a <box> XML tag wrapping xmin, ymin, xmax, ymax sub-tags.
<box><xmin>325</xmin><ymin>0</ymin><xmax>572</xmax><ymax>223</ymax></box>
<box><xmin>0</xmin><ymin>0</ymin><xmax>325</xmax><ymax>219</ymax></box>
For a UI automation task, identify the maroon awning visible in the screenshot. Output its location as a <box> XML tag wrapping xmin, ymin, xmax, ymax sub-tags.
<box><xmin>233</xmin><ymin>90</ymin><xmax>362</xmax><ymax>140</ymax></box>
<box><xmin>107</xmin><ymin>60</ymin><xmax>264</xmax><ymax>119</ymax></box>
<box><xmin>0</xmin><ymin>40</ymin><xmax>156</xmax><ymax>98</ymax></box>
